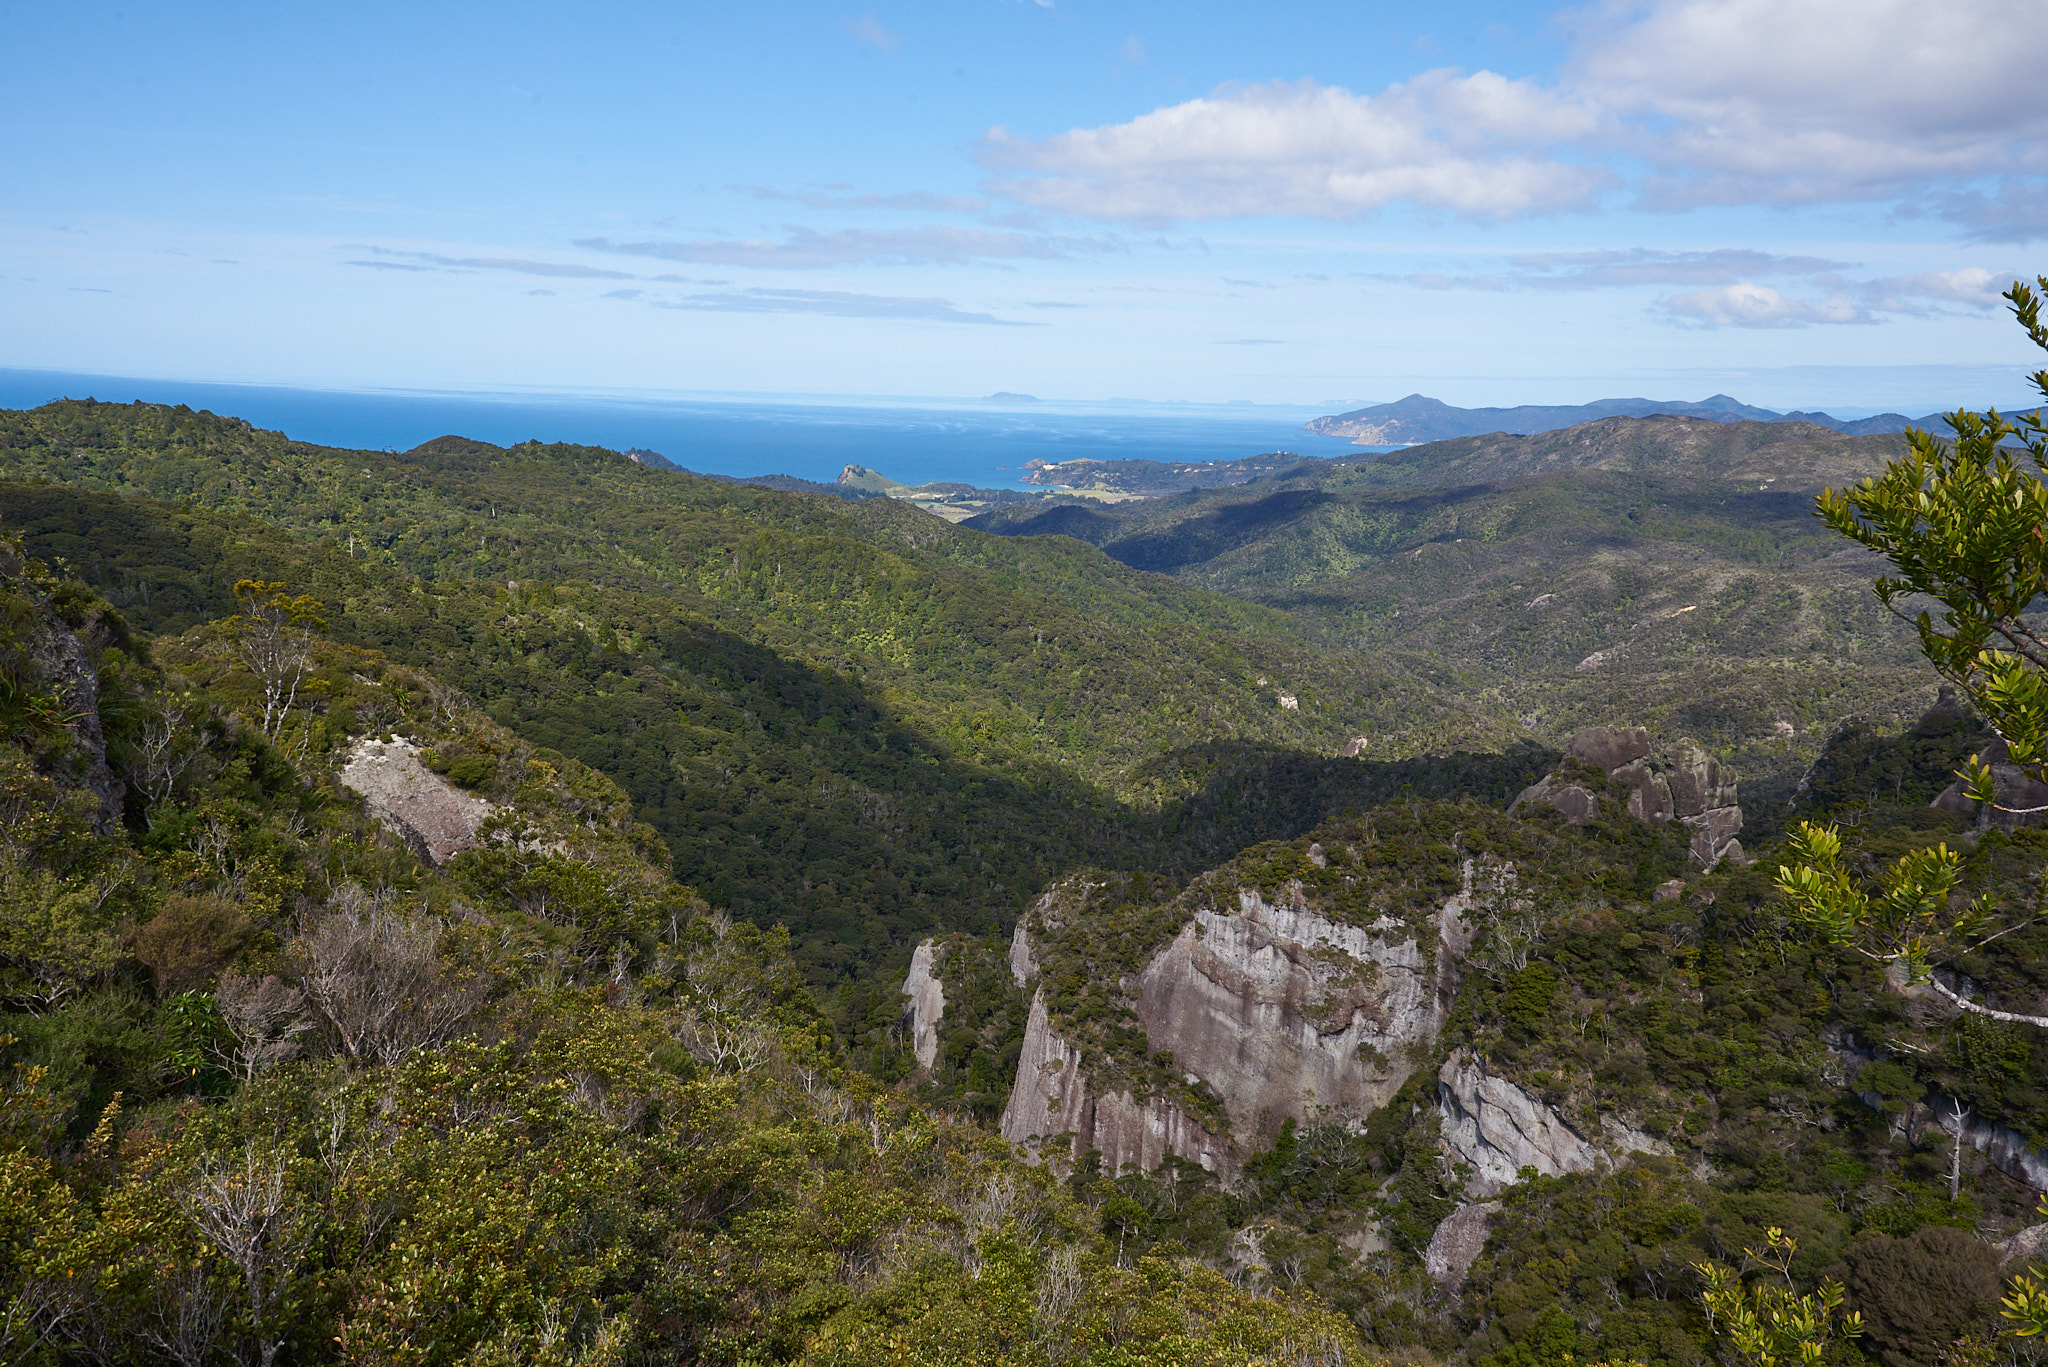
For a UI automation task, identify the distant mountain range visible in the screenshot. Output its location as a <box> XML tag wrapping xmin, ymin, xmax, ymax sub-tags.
<box><xmin>1306</xmin><ymin>393</ymin><xmax>1934</xmax><ymax>445</ymax></box>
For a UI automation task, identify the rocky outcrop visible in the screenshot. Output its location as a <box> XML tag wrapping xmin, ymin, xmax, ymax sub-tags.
<box><xmin>1000</xmin><ymin>864</ymin><xmax>1485</xmax><ymax>1177</ymax></box>
<box><xmin>1133</xmin><ymin>885</ymin><xmax>1467</xmax><ymax>1138</ymax></box>
<box><xmin>1425</xmin><ymin>1201</ymin><xmax>1500</xmax><ymax>1284</ymax></box>
<box><xmin>337</xmin><ymin>736</ymin><xmax>493</xmax><ymax>865</ymax></box>
<box><xmin>1437</xmin><ymin>1050</ymin><xmax>1671</xmax><ymax>1196</ymax></box>
<box><xmin>901</xmin><ymin>940</ymin><xmax>945</xmax><ymax>1070</ymax></box>
<box><xmin>8</xmin><ymin>565</ymin><xmax>125</xmax><ymax>833</ymax></box>
<box><xmin>1932</xmin><ymin>736</ymin><xmax>2048</xmax><ymax>830</ymax></box>
<box><xmin>1008</xmin><ymin>917</ymin><xmax>1038</xmax><ymax>987</ymax></box>
<box><xmin>2000</xmin><ymin>1224</ymin><xmax>2048</xmax><ymax>1266</ymax></box>
<box><xmin>1826</xmin><ymin>1026</ymin><xmax>2048</xmax><ymax>1189</ymax></box>
<box><xmin>1000</xmin><ymin>989</ymin><xmax>1234</xmax><ymax>1175</ymax></box>
<box><xmin>1512</xmin><ymin>725</ymin><xmax>1746</xmax><ymax>869</ymax></box>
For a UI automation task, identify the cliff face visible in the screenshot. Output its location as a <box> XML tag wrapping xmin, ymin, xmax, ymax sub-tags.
<box><xmin>1001</xmin><ymin>987</ymin><xmax>1235</xmax><ymax>1176</ymax></box>
<box><xmin>1134</xmin><ymin>882</ymin><xmax>1469</xmax><ymax>1139</ymax></box>
<box><xmin>1437</xmin><ymin>1049</ymin><xmax>1672</xmax><ymax>1196</ymax></box>
<box><xmin>996</xmin><ymin>860</ymin><xmax>1483</xmax><ymax>1176</ymax></box>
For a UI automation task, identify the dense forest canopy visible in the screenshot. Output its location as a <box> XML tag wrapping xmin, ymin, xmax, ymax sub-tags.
<box><xmin>5</xmin><ymin>285</ymin><xmax>2048</xmax><ymax>1366</ymax></box>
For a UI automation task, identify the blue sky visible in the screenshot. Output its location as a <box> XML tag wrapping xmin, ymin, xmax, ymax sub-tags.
<box><xmin>3</xmin><ymin>0</ymin><xmax>2043</xmax><ymax>412</ymax></box>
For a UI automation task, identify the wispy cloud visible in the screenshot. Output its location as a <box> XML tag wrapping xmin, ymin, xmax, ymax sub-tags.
<box><xmin>1655</xmin><ymin>269</ymin><xmax>2009</xmax><ymax>328</ymax></box>
<box><xmin>575</xmin><ymin>226</ymin><xmax>1113</xmax><ymax>269</ymax></box>
<box><xmin>1025</xmin><ymin>300</ymin><xmax>1084</xmax><ymax>309</ymax></box>
<box><xmin>1381</xmin><ymin>246</ymin><xmax>2013</xmax><ymax>329</ymax></box>
<box><xmin>634</xmin><ymin>287</ymin><xmax>1031</xmax><ymax>326</ymax></box>
<box><xmin>1497</xmin><ymin>248</ymin><xmax>1849</xmax><ymax>289</ymax></box>
<box><xmin>847</xmin><ymin>14</ymin><xmax>898</xmax><ymax>52</ymax></box>
<box><xmin>735</xmin><ymin>184</ymin><xmax>989</xmax><ymax>214</ymax></box>
<box><xmin>1658</xmin><ymin>284</ymin><xmax>1872</xmax><ymax>329</ymax></box>
<box><xmin>1924</xmin><ymin>181</ymin><xmax>2048</xmax><ymax>244</ymax></box>
<box><xmin>350</xmin><ymin>247</ymin><xmax>637</xmax><ymax>279</ymax></box>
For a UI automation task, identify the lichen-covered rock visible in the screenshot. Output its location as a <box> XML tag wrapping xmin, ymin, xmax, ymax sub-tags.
<box><xmin>1425</xmin><ymin>1201</ymin><xmax>1500</xmax><ymax>1284</ymax></box>
<box><xmin>337</xmin><ymin>736</ymin><xmax>493</xmax><ymax>865</ymax></box>
<box><xmin>901</xmin><ymin>939</ymin><xmax>945</xmax><ymax>1070</ymax></box>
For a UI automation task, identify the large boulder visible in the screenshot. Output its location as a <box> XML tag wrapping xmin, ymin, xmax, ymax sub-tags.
<box><xmin>1931</xmin><ymin>736</ymin><xmax>2048</xmax><ymax>830</ymax></box>
<box><xmin>337</xmin><ymin>736</ymin><xmax>494</xmax><ymax>865</ymax></box>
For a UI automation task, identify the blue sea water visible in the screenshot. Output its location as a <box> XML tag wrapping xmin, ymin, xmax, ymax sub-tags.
<box><xmin>0</xmin><ymin>368</ymin><xmax>1360</xmax><ymax>491</ymax></box>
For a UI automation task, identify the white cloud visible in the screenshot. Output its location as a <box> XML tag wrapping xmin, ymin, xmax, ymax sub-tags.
<box><xmin>979</xmin><ymin>73</ymin><xmax>1609</xmax><ymax>223</ymax></box>
<box><xmin>1849</xmin><ymin>267</ymin><xmax>2012</xmax><ymax>311</ymax></box>
<box><xmin>1653</xmin><ymin>270</ymin><xmax>2011</xmax><ymax>328</ymax></box>
<box><xmin>977</xmin><ymin>0</ymin><xmax>2048</xmax><ymax>222</ymax></box>
<box><xmin>1570</xmin><ymin>0</ymin><xmax>2048</xmax><ymax>206</ymax></box>
<box><xmin>639</xmin><ymin>288</ymin><xmax>1030</xmax><ymax>326</ymax></box>
<box><xmin>1658</xmin><ymin>283</ymin><xmax>1871</xmax><ymax>328</ymax></box>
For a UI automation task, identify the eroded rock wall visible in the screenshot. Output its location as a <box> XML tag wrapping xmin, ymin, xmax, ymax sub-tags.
<box><xmin>999</xmin><ymin>865</ymin><xmax>1489</xmax><ymax>1177</ymax></box>
<box><xmin>1001</xmin><ymin>989</ymin><xmax>1234</xmax><ymax>1175</ymax></box>
<box><xmin>900</xmin><ymin>940</ymin><xmax>945</xmax><ymax>1071</ymax></box>
<box><xmin>1134</xmin><ymin>885</ymin><xmax>1466</xmax><ymax>1140</ymax></box>
<box><xmin>1437</xmin><ymin>1049</ymin><xmax>1671</xmax><ymax>1196</ymax></box>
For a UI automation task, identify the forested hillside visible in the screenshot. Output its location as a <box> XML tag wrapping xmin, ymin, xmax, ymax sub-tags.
<box><xmin>967</xmin><ymin>418</ymin><xmax>1935</xmax><ymax>806</ymax></box>
<box><xmin>6</xmin><ymin>365</ymin><xmax>2048</xmax><ymax>1367</ymax></box>
<box><xmin>0</xmin><ymin>539</ymin><xmax>1367</xmax><ymax>1366</ymax></box>
<box><xmin>0</xmin><ymin>400</ymin><xmax>1542</xmax><ymax>985</ymax></box>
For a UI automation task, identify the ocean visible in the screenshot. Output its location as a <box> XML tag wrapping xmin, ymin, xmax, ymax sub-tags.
<box><xmin>0</xmin><ymin>368</ymin><xmax>1360</xmax><ymax>491</ymax></box>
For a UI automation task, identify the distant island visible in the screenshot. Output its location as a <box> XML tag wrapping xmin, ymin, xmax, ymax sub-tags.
<box><xmin>981</xmin><ymin>391</ymin><xmax>1039</xmax><ymax>403</ymax></box>
<box><xmin>1306</xmin><ymin>392</ymin><xmax>1930</xmax><ymax>445</ymax></box>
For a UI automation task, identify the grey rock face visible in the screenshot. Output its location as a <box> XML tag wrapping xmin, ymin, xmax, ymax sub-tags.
<box><xmin>999</xmin><ymin>865</ymin><xmax>1485</xmax><ymax>1177</ymax></box>
<box><xmin>1568</xmin><ymin>725</ymin><xmax>1652</xmax><ymax>775</ymax></box>
<box><xmin>1439</xmin><ymin>1051</ymin><xmax>1598</xmax><ymax>1194</ymax></box>
<box><xmin>901</xmin><ymin>940</ymin><xmax>945</xmax><ymax>1071</ymax></box>
<box><xmin>1932</xmin><ymin>737</ymin><xmax>2048</xmax><ymax>830</ymax></box>
<box><xmin>1008</xmin><ymin>917</ymin><xmax>1038</xmax><ymax>988</ymax></box>
<box><xmin>1134</xmin><ymin>885</ymin><xmax>1466</xmax><ymax>1139</ymax></box>
<box><xmin>999</xmin><ymin>989</ymin><xmax>1233</xmax><ymax>1175</ymax></box>
<box><xmin>1425</xmin><ymin>1201</ymin><xmax>1500</xmax><ymax>1284</ymax></box>
<box><xmin>2000</xmin><ymin>1224</ymin><xmax>2048</xmax><ymax>1266</ymax></box>
<box><xmin>1437</xmin><ymin>1050</ymin><xmax>1672</xmax><ymax>1196</ymax></box>
<box><xmin>1827</xmin><ymin>1024</ymin><xmax>2048</xmax><ymax>1190</ymax></box>
<box><xmin>337</xmin><ymin>737</ymin><xmax>493</xmax><ymax>865</ymax></box>
<box><xmin>23</xmin><ymin>598</ymin><xmax>123</xmax><ymax>833</ymax></box>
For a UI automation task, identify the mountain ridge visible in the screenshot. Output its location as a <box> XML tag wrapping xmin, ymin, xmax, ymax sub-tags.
<box><xmin>1308</xmin><ymin>390</ymin><xmax>1931</xmax><ymax>445</ymax></box>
